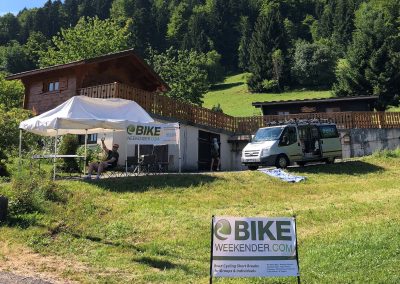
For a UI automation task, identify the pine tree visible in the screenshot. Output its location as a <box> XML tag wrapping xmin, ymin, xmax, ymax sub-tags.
<box><xmin>333</xmin><ymin>1</ymin><xmax>400</xmax><ymax>110</ymax></box>
<box><xmin>248</xmin><ymin>5</ymin><xmax>287</xmax><ymax>92</ymax></box>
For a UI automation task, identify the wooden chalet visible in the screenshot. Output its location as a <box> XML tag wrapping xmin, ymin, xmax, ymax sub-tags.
<box><xmin>6</xmin><ymin>49</ymin><xmax>169</xmax><ymax>115</ymax></box>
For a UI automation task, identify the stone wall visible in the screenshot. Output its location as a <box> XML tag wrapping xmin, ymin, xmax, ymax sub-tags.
<box><xmin>339</xmin><ymin>128</ymin><xmax>400</xmax><ymax>158</ymax></box>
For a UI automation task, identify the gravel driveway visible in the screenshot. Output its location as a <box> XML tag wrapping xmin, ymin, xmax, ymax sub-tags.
<box><xmin>0</xmin><ymin>272</ymin><xmax>53</xmax><ymax>284</ymax></box>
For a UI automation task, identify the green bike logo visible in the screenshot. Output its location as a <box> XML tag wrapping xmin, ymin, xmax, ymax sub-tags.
<box><xmin>214</xmin><ymin>219</ymin><xmax>232</xmax><ymax>241</ymax></box>
<box><xmin>127</xmin><ymin>125</ymin><xmax>136</xmax><ymax>135</ymax></box>
<box><xmin>127</xmin><ymin>125</ymin><xmax>161</xmax><ymax>136</ymax></box>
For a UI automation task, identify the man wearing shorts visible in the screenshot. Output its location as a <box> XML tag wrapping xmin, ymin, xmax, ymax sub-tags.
<box><xmin>85</xmin><ymin>138</ymin><xmax>119</xmax><ymax>180</ymax></box>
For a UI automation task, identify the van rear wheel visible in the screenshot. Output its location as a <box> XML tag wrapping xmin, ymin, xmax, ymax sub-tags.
<box><xmin>275</xmin><ymin>154</ymin><xmax>289</xmax><ymax>169</ymax></box>
<box><xmin>248</xmin><ymin>166</ymin><xmax>258</xmax><ymax>171</ymax></box>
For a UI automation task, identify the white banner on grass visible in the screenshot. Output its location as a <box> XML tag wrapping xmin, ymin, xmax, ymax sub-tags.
<box><xmin>126</xmin><ymin>122</ymin><xmax>179</xmax><ymax>145</ymax></box>
<box><xmin>211</xmin><ymin>216</ymin><xmax>299</xmax><ymax>278</ymax></box>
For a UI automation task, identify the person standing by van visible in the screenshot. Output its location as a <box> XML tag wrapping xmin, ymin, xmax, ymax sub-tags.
<box><xmin>210</xmin><ymin>138</ymin><xmax>220</xmax><ymax>171</ymax></box>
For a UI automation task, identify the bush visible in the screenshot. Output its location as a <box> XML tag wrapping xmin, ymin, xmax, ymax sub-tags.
<box><xmin>371</xmin><ymin>148</ymin><xmax>400</xmax><ymax>159</ymax></box>
<box><xmin>8</xmin><ymin>172</ymin><xmax>64</xmax><ymax>215</ymax></box>
<box><xmin>211</xmin><ymin>104</ymin><xmax>224</xmax><ymax>113</ymax></box>
<box><xmin>261</xmin><ymin>79</ymin><xmax>280</xmax><ymax>93</ymax></box>
<box><xmin>0</xmin><ymin>160</ymin><xmax>9</xmax><ymax>177</ymax></box>
<box><xmin>247</xmin><ymin>74</ymin><xmax>264</xmax><ymax>93</ymax></box>
<box><xmin>76</xmin><ymin>144</ymin><xmax>104</xmax><ymax>165</ymax></box>
<box><xmin>58</xmin><ymin>135</ymin><xmax>79</xmax><ymax>172</ymax></box>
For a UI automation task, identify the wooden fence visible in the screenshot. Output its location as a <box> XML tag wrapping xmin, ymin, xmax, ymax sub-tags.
<box><xmin>79</xmin><ymin>83</ymin><xmax>400</xmax><ymax>134</ymax></box>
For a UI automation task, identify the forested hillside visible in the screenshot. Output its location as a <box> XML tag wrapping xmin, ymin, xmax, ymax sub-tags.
<box><xmin>0</xmin><ymin>0</ymin><xmax>399</xmax><ymax>109</ymax></box>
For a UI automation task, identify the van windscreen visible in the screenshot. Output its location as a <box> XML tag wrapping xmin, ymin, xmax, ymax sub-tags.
<box><xmin>253</xmin><ymin>127</ymin><xmax>284</xmax><ymax>142</ymax></box>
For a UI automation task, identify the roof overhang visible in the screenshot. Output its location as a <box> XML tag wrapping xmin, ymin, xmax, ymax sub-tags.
<box><xmin>252</xmin><ymin>96</ymin><xmax>378</xmax><ymax>108</ymax></box>
<box><xmin>6</xmin><ymin>49</ymin><xmax>170</xmax><ymax>92</ymax></box>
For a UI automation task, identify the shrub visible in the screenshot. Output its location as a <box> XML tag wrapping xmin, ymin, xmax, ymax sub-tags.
<box><xmin>8</xmin><ymin>172</ymin><xmax>63</xmax><ymax>215</ymax></box>
<box><xmin>0</xmin><ymin>155</ymin><xmax>9</xmax><ymax>177</ymax></box>
<box><xmin>76</xmin><ymin>144</ymin><xmax>103</xmax><ymax>165</ymax></box>
<box><xmin>261</xmin><ymin>79</ymin><xmax>280</xmax><ymax>93</ymax></box>
<box><xmin>211</xmin><ymin>104</ymin><xmax>224</xmax><ymax>113</ymax></box>
<box><xmin>371</xmin><ymin>148</ymin><xmax>400</xmax><ymax>159</ymax></box>
<box><xmin>58</xmin><ymin>134</ymin><xmax>79</xmax><ymax>172</ymax></box>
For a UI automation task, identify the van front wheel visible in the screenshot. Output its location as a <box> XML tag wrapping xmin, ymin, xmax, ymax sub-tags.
<box><xmin>275</xmin><ymin>154</ymin><xmax>289</xmax><ymax>169</ymax></box>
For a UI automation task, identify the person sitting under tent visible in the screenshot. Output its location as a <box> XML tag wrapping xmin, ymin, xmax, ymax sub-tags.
<box><xmin>85</xmin><ymin>138</ymin><xmax>119</xmax><ymax>180</ymax></box>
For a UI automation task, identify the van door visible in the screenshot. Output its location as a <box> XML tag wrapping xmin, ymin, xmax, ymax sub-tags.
<box><xmin>318</xmin><ymin>125</ymin><xmax>342</xmax><ymax>160</ymax></box>
<box><xmin>278</xmin><ymin>126</ymin><xmax>303</xmax><ymax>162</ymax></box>
<box><xmin>298</xmin><ymin>125</ymin><xmax>322</xmax><ymax>159</ymax></box>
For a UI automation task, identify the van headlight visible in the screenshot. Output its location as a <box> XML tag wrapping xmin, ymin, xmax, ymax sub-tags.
<box><xmin>261</xmin><ymin>148</ymin><xmax>269</xmax><ymax>157</ymax></box>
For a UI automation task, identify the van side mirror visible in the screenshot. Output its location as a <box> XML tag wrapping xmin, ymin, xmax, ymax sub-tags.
<box><xmin>251</xmin><ymin>135</ymin><xmax>255</xmax><ymax>142</ymax></box>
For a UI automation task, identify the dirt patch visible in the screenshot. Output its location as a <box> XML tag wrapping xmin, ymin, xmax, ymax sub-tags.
<box><xmin>0</xmin><ymin>242</ymin><xmax>87</xmax><ymax>284</ymax></box>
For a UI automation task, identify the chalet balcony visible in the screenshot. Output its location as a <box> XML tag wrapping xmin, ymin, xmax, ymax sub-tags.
<box><xmin>78</xmin><ymin>83</ymin><xmax>400</xmax><ymax>134</ymax></box>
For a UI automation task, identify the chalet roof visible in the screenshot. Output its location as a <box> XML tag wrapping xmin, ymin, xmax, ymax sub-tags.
<box><xmin>252</xmin><ymin>95</ymin><xmax>378</xmax><ymax>108</ymax></box>
<box><xmin>6</xmin><ymin>49</ymin><xmax>170</xmax><ymax>91</ymax></box>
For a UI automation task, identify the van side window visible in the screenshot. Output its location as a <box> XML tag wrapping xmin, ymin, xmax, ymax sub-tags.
<box><xmin>319</xmin><ymin>125</ymin><xmax>339</xmax><ymax>138</ymax></box>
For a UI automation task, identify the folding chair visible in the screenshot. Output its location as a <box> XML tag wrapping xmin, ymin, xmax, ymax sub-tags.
<box><xmin>139</xmin><ymin>154</ymin><xmax>157</xmax><ymax>175</ymax></box>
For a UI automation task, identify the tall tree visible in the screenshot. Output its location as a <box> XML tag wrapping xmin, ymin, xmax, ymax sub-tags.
<box><xmin>111</xmin><ymin>0</ymin><xmax>155</xmax><ymax>54</ymax></box>
<box><xmin>248</xmin><ymin>4</ymin><xmax>288</xmax><ymax>92</ymax></box>
<box><xmin>238</xmin><ymin>16</ymin><xmax>252</xmax><ymax>71</ymax></box>
<box><xmin>39</xmin><ymin>17</ymin><xmax>131</xmax><ymax>67</ymax></box>
<box><xmin>0</xmin><ymin>13</ymin><xmax>20</xmax><ymax>45</ymax></box>
<box><xmin>146</xmin><ymin>47</ymin><xmax>209</xmax><ymax>106</ymax></box>
<box><xmin>5</xmin><ymin>41</ymin><xmax>36</xmax><ymax>73</ymax></box>
<box><xmin>333</xmin><ymin>0</ymin><xmax>400</xmax><ymax>110</ymax></box>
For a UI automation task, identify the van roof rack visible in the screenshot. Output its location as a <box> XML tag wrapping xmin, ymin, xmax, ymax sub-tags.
<box><xmin>265</xmin><ymin>118</ymin><xmax>334</xmax><ymax>126</ymax></box>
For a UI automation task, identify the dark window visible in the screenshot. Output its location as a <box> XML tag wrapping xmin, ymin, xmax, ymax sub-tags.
<box><xmin>319</xmin><ymin>125</ymin><xmax>339</xmax><ymax>138</ymax></box>
<box><xmin>78</xmin><ymin>134</ymin><xmax>98</xmax><ymax>144</ymax></box>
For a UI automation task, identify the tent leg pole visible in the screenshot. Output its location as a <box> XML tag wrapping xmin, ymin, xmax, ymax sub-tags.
<box><xmin>178</xmin><ymin>124</ymin><xmax>181</xmax><ymax>173</ymax></box>
<box><xmin>53</xmin><ymin>132</ymin><xmax>58</xmax><ymax>181</ymax></box>
<box><xmin>84</xmin><ymin>130</ymin><xmax>88</xmax><ymax>176</ymax></box>
<box><xmin>125</xmin><ymin>135</ymin><xmax>128</xmax><ymax>176</ymax></box>
<box><xmin>138</xmin><ymin>146</ymin><xmax>140</xmax><ymax>175</ymax></box>
<box><xmin>18</xmin><ymin>129</ymin><xmax>22</xmax><ymax>174</ymax></box>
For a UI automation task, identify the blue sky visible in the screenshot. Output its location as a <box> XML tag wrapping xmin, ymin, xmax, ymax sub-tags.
<box><xmin>0</xmin><ymin>0</ymin><xmax>50</xmax><ymax>15</ymax></box>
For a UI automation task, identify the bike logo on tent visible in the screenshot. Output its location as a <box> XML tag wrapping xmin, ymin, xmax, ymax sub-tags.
<box><xmin>127</xmin><ymin>124</ymin><xmax>161</xmax><ymax>136</ymax></box>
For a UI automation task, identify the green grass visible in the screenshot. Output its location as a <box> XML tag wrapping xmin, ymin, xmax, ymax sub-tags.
<box><xmin>1</xmin><ymin>153</ymin><xmax>400</xmax><ymax>283</ymax></box>
<box><xmin>203</xmin><ymin>74</ymin><xmax>334</xmax><ymax>116</ymax></box>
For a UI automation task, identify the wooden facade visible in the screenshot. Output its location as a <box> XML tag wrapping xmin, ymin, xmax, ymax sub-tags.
<box><xmin>6</xmin><ymin>49</ymin><xmax>168</xmax><ymax>115</ymax></box>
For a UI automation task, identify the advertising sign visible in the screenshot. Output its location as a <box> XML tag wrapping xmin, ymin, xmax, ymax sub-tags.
<box><xmin>126</xmin><ymin>122</ymin><xmax>179</xmax><ymax>145</ymax></box>
<box><xmin>211</xmin><ymin>216</ymin><xmax>299</xmax><ymax>278</ymax></box>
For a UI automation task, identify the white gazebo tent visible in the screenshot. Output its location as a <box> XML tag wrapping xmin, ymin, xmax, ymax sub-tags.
<box><xmin>18</xmin><ymin>96</ymin><xmax>176</xmax><ymax>180</ymax></box>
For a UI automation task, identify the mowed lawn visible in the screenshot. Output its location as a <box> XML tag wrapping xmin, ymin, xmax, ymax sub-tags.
<box><xmin>203</xmin><ymin>74</ymin><xmax>333</xmax><ymax>117</ymax></box>
<box><xmin>1</xmin><ymin>153</ymin><xmax>400</xmax><ymax>283</ymax></box>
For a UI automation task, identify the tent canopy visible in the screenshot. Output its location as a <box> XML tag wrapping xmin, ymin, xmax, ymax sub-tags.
<box><xmin>19</xmin><ymin>96</ymin><xmax>154</xmax><ymax>136</ymax></box>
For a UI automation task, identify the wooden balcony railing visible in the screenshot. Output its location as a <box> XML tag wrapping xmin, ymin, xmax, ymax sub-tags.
<box><xmin>78</xmin><ymin>83</ymin><xmax>400</xmax><ymax>134</ymax></box>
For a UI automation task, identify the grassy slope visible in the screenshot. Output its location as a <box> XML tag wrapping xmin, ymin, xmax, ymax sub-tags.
<box><xmin>1</xmin><ymin>153</ymin><xmax>400</xmax><ymax>283</ymax></box>
<box><xmin>203</xmin><ymin>74</ymin><xmax>333</xmax><ymax>117</ymax></box>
